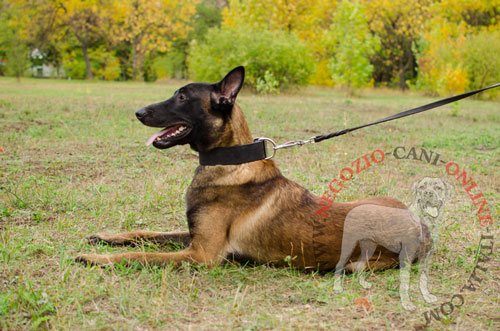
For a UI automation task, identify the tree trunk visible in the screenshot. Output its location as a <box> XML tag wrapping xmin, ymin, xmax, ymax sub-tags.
<box><xmin>82</xmin><ymin>44</ymin><xmax>93</xmax><ymax>80</ymax></box>
<box><xmin>399</xmin><ymin>43</ymin><xmax>414</xmax><ymax>91</ymax></box>
<box><xmin>398</xmin><ymin>57</ymin><xmax>405</xmax><ymax>90</ymax></box>
<box><xmin>132</xmin><ymin>44</ymin><xmax>137</xmax><ymax>81</ymax></box>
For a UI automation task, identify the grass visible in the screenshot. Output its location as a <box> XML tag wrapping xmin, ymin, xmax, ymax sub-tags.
<box><xmin>0</xmin><ymin>77</ymin><xmax>499</xmax><ymax>330</ymax></box>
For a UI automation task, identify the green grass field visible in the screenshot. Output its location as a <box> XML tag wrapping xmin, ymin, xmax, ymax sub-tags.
<box><xmin>1</xmin><ymin>77</ymin><xmax>499</xmax><ymax>330</ymax></box>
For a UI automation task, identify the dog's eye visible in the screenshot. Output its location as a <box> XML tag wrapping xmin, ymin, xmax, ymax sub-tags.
<box><xmin>179</xmin><ymin>94</ymin><xmax>186</xmax><ymax>101</ymax></box>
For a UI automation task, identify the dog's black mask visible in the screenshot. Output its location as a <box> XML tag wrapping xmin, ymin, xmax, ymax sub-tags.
<box><xmin>135</xmin><ymin>66</ymin><xmax>245</xmax><ymax>151</ymax></box>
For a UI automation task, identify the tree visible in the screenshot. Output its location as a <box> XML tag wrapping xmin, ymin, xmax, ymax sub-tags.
<box><xmin>222</xmin><ymin>0</ymin><xmax>337</xmax><ymax>85</ymax></box>
<box><xmin>110</xmin><ymin>0</ymin><xmax>197</xmax><ymax>81</ymax></box>
<box><xmin>58</xmin><ymin>0</ymin><xmax>113</xmax><ymax>80</ymax></box>
<box><xmin>416</xmin><ymin>0</ymin><xmax>500</xmax><ymax>97</ymax></box>
<box><xmin>187</xmin><ymin>26</ymin><xmax>313</xmax><ymax>92</ymax></box>
<box><xmin>151</xmin><ymin>0</ymin><xmax>223</xmax><ymax>80</ymax></box>
<box><xmin>326</xmin><ymin>0</ymin><xmax>379</xmax><ymax>95</ymax></box>
<box><xmin>363</xmin><ymin>0</ymin><xmax>431</xmax><ymax>90</ymax></box>
<box><xmin>0</xmin><ymin>1</ymin><xmax>30</xmax><ymax>81</ymax></box>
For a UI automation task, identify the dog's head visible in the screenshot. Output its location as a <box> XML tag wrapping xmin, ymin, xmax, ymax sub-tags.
<box><xmin>135</xmin><ymin>66</ymin><xmax>246</xmax><ymax>152</ymax></box>
<box><xmin>411</xmin><ymin>177</ymin><xmax>453</xmax><ymax>220</ymax></box>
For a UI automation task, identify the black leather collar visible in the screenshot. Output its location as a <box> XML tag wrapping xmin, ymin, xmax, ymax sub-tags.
<box><xmin>199</xmin><ymin>140</ymin><xmax>267</xmax><ymax>165</ymax></box>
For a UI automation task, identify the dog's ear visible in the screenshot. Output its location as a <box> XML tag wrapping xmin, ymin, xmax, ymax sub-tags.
<box><xmin>411</xmin><ymin>178</ymin><xmax>424</xmax><ymax>194</ymax></box>
<box><xmin>443</xmin><ymin>180</ymin><xmax>454</xmax><ymax>200</ymax></box>
<box><xmin>212</xmin><ymin>66</ymin><xmax>245</xmax><ymax>110</ymax></box>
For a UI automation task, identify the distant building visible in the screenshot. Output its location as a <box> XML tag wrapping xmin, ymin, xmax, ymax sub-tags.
<box><xmin>32</xmin><ymin>63</ymin><xmax>65</xmax><ymax>78</ymax></box>
<box><xmin>31</xmin><ymin>49</ymin><xmax>65</xmax><ymax>78</ymax></box>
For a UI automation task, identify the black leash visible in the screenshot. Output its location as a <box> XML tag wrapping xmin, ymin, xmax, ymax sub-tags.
<box><xmin>313</xmin><ymin>82</ymin><xmax>500</xmax><ymax>143</ymax></box>
<box><xmin>199</xmin><ymin>83</ymin><xmax>500</xmax><ymax>166</ymax></box>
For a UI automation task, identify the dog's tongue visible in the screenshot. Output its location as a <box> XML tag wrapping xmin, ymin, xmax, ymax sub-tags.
<box><xmin>146</xmin><ymin>128</ymin><xmax>171</xmax><ymax>146</ymax></box>
<box><xmin>425</xmin><ymin>206</ymin><xmax>439</xmax><ymax>218</ymax></box>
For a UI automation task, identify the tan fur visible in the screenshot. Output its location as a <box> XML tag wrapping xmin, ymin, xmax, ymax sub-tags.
<box><xmin>77</xmin><ymin>102</ymin><xmax>402</xmax><ymax>271</ymax></box>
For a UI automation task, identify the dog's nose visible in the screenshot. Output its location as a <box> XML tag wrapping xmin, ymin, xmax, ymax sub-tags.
<box><xmin>135</xmin><ymin>107</ymin><xmax>148</xmax><ymax>120</ymax></box>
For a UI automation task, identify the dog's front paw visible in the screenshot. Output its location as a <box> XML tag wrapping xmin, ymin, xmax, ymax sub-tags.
<box><xmin>333</xmin><ymin>276</ymin><xmax>344</xmax><ymax>293</ymax></box>
<box><xmin>75</xmin><ymin>254</ymin><xmax>113</xmax><ymax>266</ymax></box>
<box><xmin>86</xmin><ymin>234</ymin><xmax>106</xmax><ymax>246</ymax></box>
<box><xmin>423</xmin><ymin>293</ymin><xmax>438</xmax><ymax>304</ymax></box>
<box><xmin>359</xmin><ymin>278</ymin><xmax>372</xmax><ymax>290</ymax></box>
<box><xmin>401</xmin><ymin>300</ymin><xmax>417</xmax><ymax>311</ymax></box>
<box><xmin>75</xmin><ymin>254</ymin><xmax>93</xmax><ymax>266</ymax></box>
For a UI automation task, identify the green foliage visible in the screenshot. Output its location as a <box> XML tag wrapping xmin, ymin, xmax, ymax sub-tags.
<box><xmin>463</xmin><ymin>30</ymin><xmax>500</xmax><ymax>99</ymax></box>
<box><xmin>190</xmin><ymin>1</ymin><xmax>223</xmax><ymax>41</ymax></box>
<box><xmin>90</xmin><ymin>46</ymin><xmax>120</xmax><ymax>81</ymax></box>
<box><xmin>187</xmin><ymin>26</ymin><xmax>313</xmax><ymax>92</ymax></box>
<box><xmin>1</xmin><ymin>0</ymin><xmax>499</xmax><ymax>98</ymax></box>
<box><xmin>62</xmin><ymin>49</ymin><xmax>86</xmax><ymax>80</ymax></box>
<box><xmin>4</xmin><ymin>39</ymin><xmax>30</xmax><ymax>80</ymax></box>
<box><xmin>0</xmin><ymin>7</ymin><xmax>29</xmax><ymax>80</ymax></box>
<box><xmin>256</xmin><ymin>70</ymin><xmax>280</xmax><ymax>94</ymax></box>
<box><xmin>416</xmin><ymin>30</ymin><xmax>500</xmax><ymax>99</ymax></box>
<box><xmin>326</xmin><ymin>0</ymin><xmax>379</xmax><ymax>95</ymax></box>
<box><xmin>152</xmin><ymin>49</ymin><xmax>186</xmax><ymax>80</ymax></box>
<box><xmin>63</xmin><ymin>47</ymin><xmax>120</xmax><ymax>80</ymax></box>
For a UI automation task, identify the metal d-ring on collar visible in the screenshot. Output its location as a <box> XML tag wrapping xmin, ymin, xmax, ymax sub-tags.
<box><xmin>254</xmin><ymin>136</ymin><xmax>316</xmax><ymax>160</ymax></box>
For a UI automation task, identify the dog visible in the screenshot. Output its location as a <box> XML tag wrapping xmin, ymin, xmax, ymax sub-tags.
<box><xmin>332</xmin><ymin>200</ymin><xmax>435</xmax><ymax>311</ymax></box>
<box><xmin>76</xmin><ymin>67</ymin><xmax>429</xmax><ymax>297</ymax></box>
<box><xmin>410</xmin><ymin>177</ymin><xmax>453</xmax><ymax>305</ymax></box>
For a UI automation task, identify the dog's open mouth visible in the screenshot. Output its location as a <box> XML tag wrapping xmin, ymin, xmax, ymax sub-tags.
<box><xmin>419</xmin><ymin>199</ymin><xmax>443</xmax><ymax>218</ymax></box>
<box><xmin>146</xmin><ymin>123</ymin><xmax>192</xmax><ymax>147</ymax></box>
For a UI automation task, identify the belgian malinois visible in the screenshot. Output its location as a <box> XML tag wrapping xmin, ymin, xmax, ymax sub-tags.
<box><xmin>76</xmin><ymin>67</ymin><xmax>433</xmax><ymax>302</ymax></box>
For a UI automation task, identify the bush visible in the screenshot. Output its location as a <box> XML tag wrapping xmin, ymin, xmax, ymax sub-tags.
<box><xmin>152</xmin><ymin>50</ymin><xmax>186</xmax><ymax>80</ymax></box>
<box><xmin>90</xmin><ymin>47</ymin><xmax>120</xmax><ymax>81</ymax></box>
<box><xmin>417</xmin><ymin>30</ymin><xmax>500</xmax><ymax>99</ymax></box>
<box><xmin>326</xmin><ymin>0</ymin><xmax>379</xmax><ymax>95</ymax></box>
<box><xmin>187</xmin><ymin>26</ymin><xmax>313</xmax><ymax>92</ymax></box>
<box><xmin>463</xmin><ymin>31</ymin><xmax>500</xmax><ymax>99</ymax></box>
<box><xmin>62</xmin><ymin>50</ymin><xmax>86</xmax><ymax>80</ymax></box>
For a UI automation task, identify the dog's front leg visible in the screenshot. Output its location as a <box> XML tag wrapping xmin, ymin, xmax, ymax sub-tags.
<box><xmin>75</xmin><ymin>241</ymin><xmax>225</xmax><ymax>267</ymax></box>
<box><xmin>86</xmin><ymin>231</ymin><xmax>191</xmax><ymax>247</ymax></box>
<box><xmin>398</xmin><ymin>244</ymin><xmax>419</xmax><ymax>311</ymax></box>
<box><xmin>418</xmin><ymin>247</ymin><xmax>437</xmax><ymax>303</ymax></box>
<box><xmin>76</xmin><ymin>224</ymin><xmax>229</xmax><ymax>268</ymax></box>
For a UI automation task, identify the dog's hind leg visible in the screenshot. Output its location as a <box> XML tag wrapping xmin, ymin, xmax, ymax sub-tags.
<box><xmin>334</xmin><ymin>239</ymin><xmax>358</xmax><ymax>293</ymax></box>
<box><xmin>354</xmin><ymin>240</ymin><xmax>377</xmax><ymax>290</ymax></box>
<box><xmin>86</xmin><ymin>231</ymin><xmax>191</xmax><ymax>248</ymax></box>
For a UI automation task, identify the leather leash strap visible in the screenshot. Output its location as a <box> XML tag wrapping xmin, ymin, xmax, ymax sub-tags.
<box><xmin>313</xmin><ymin>82</ymin><xmax>500</xmax><ymax>143</ymax></box>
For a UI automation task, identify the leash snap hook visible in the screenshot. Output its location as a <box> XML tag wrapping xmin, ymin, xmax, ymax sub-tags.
<box><xmin>275</xmin><ymin>136</ymin><xmax>316</xmax><ymax>150</ymax></box>
<box><xmin>255</xmin><ymin>136</ymin><xmax>316</xmax><ymax>160</ymax></box>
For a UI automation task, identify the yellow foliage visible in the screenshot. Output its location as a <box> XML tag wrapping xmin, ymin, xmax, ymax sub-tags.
<box><xmin>222</xmin><ymin>0</ymin><xmax>336</xmax><ymax>85</ymax></box>
<box><xmin>439</xmin><ymin>65</ymin><xmax>467</xmax><ymax>95</ymax></box>
<box><xmin>310</xmin><ymin>59</ymin><xmax>335</xmax><ymax>86</ymax></box>
<box><xmin>417</xmin><ymin>0</ymin><xmax>500</xmax><ymax>96</ymax></box>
